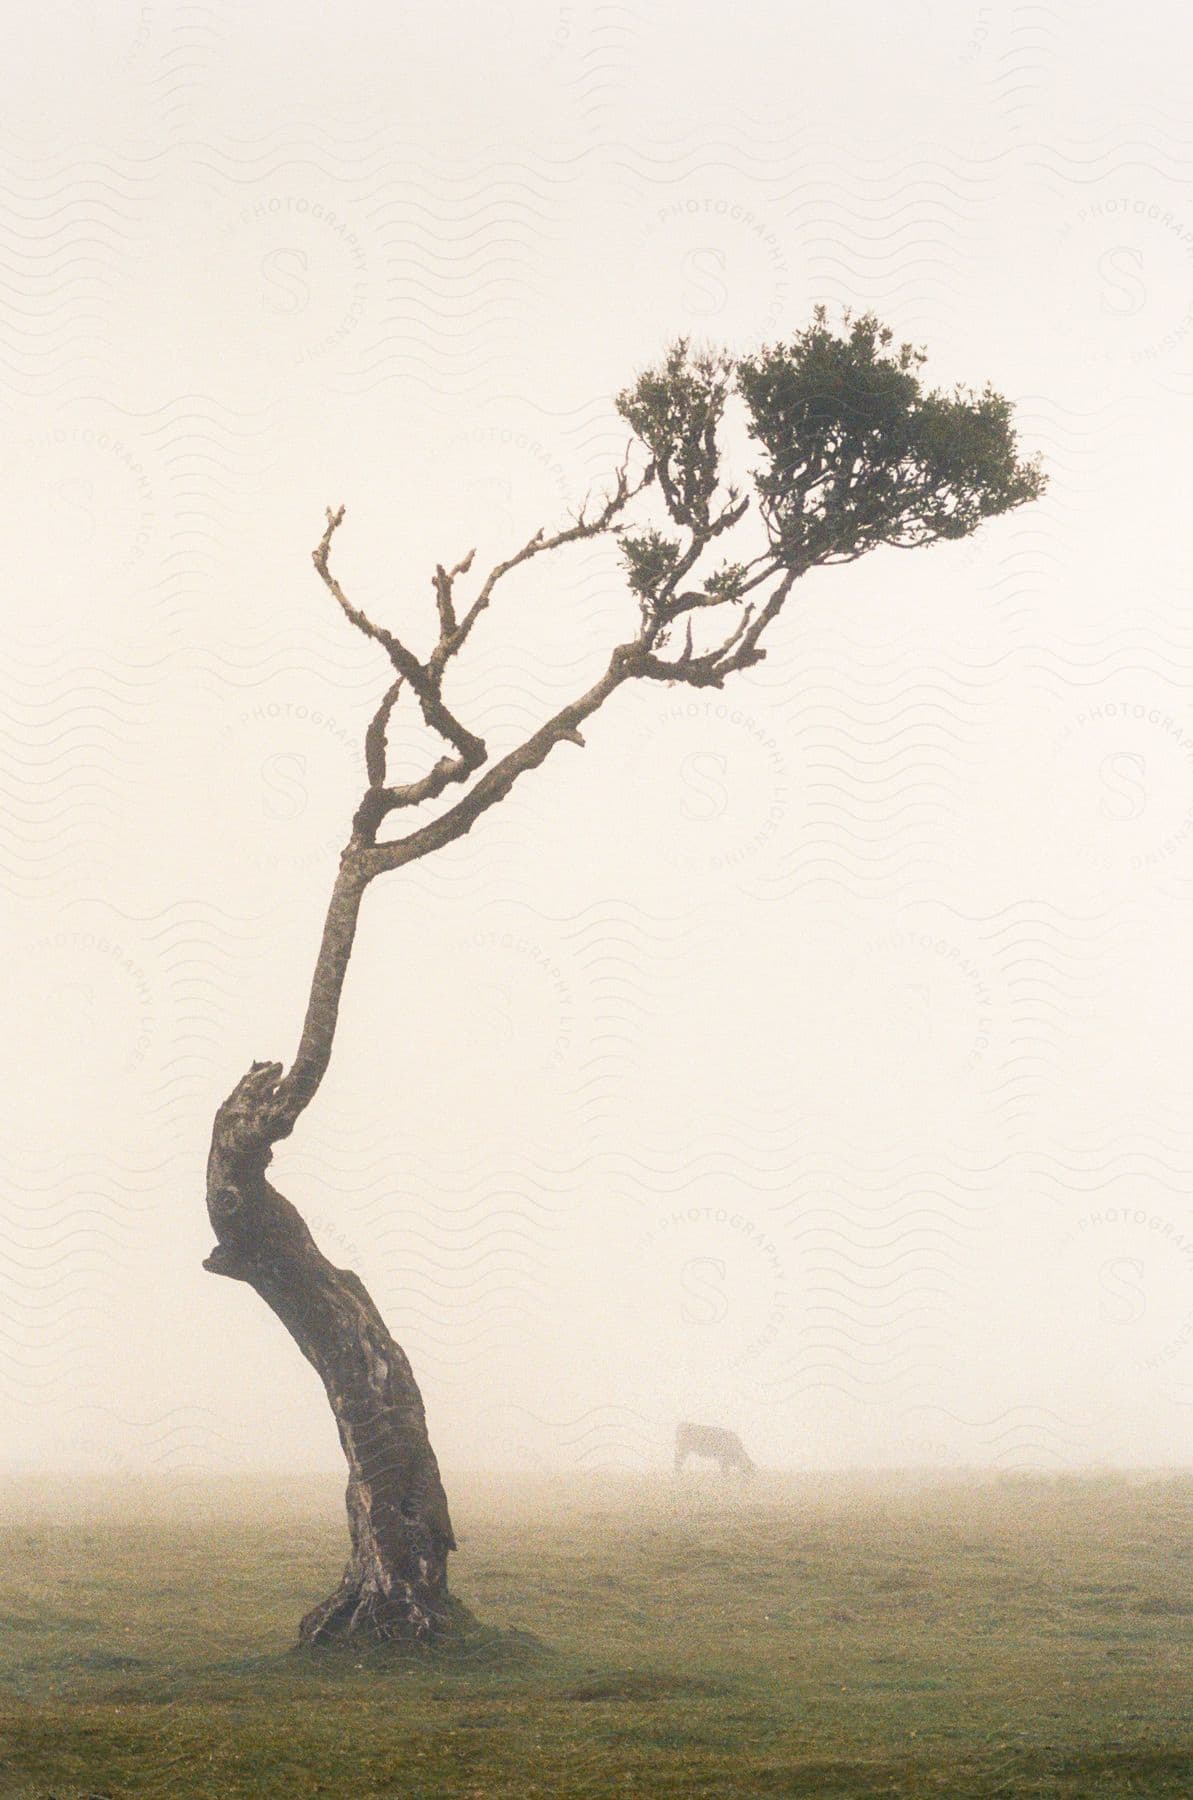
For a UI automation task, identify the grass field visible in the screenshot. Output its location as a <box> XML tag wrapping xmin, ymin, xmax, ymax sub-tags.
<box><xmin>1</xmin><ymin>1470</ymin><xmax>1191</xmax><ymax>1798</ymax></box>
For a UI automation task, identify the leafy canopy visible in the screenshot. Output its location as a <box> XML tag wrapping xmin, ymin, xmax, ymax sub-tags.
<box><xmin>615</xmin><ymin>308</ymin><xmax>1044</xmax><ymax>609</ymax></box>
<box><xmin>311</xmin><ymin>309</ymin><xmax>1047</xmax><ymax>858</ymax></box>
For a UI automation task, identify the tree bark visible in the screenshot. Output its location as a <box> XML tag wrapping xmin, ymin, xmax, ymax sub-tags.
<box><xmin>203</xmin><ymin>852</ymin><xmax>458</xmax><ymax>1644</ymax></box>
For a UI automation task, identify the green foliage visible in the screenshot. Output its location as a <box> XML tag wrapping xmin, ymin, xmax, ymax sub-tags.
<box><xmin>619</xmin><ymin>527</ymin><xmax>683</xmax><ymax>600</ymax></box>
<box><xmin>734</xmin><ymin>307</ymin><xmax>1045</xmax><ymax>565</ymax></box>
<box><xmin>617</xmin><ymin>309</ymin><xmax>1044</xmax><ymax>586</ymax></box>
<box><xmin>701</xmin><ymin>559</ymin><xmax>749</xmax><ymax>602</ymax></box>
<box><xmin>615</xmin><ymin>339</ymin><xmax>738</xmax><ymax>531</ymax></box>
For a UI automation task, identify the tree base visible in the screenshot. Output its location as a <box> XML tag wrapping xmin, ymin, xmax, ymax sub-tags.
<box><xmin>298</xmin><ymin>1577</ymin><xmax>476</xmax><ymax>1647</ymax></box>
<box><xmin>293</xmin><ymin>1599</ymin><xmax>549</xmax><ymax>1674</ymax></box>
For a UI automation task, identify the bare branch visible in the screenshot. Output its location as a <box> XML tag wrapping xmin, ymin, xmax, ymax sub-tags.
<box><xmin>427</xmin><ymin>447</ymin><xmax>653</xmax><ymax>678</ymax></box>
<box><xmin>364</xmin><ymin>677</ymin><xmax>403</xmax><ymax>788</ymax></box>
<box><xmin>271</xmin><ymin>498</ymin><xmax>791</xmax><ymax>1133</ymax></box>
<box><xmin>364</xmin><ymin>641</ymin><xmax>644</xmax><ymax>879</ymax></box>
<box><xmin>638</xmin><ymin>566</ymin><xmax>799</xmax><ymax>688</ymax></box>
<box><xmin>353</xmin><ymin>753</ymin><xmax>480</xmax><ymax>840</ymax></box>
<box><xmin>354</xmin><ymin>677</ymin><xmax>478</xmax><ymax>838</ymax></box>
<box><xmin>432</xmin><ymin>547</ymin><xmax>476</xmax><ymax>643</ymax></box>
<box><xmin>312</xmin><ymin>506</ymin><xmax>403</xmax><ymax>656</ymax></box>
<box><xmin>360</xmin><ymin>570</ymin><xmax>793</xmax><ymax>876</ymax></box>
<box><xmin>312</xmin><ymin>505</ymin><xmax>487</xmax><ymax>808</ymax></box>
<box><xmin>269</xmin><ymin>855</ymin><xmax>371</xmax><ymax>1127</ymax></box>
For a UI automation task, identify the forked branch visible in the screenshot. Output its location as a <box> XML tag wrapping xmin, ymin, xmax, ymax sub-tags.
<box><xmin>273</xmin><ymin>320</ymin><xmax>1043</xmax><ymax>1122</ymax></box>
<box><xmin>427</xmin><ymin>446</ymin><xmax>653</xmax><ymax>679</ymax></box>
<box><xmin>312</xmin><ymin>507</ymin><xmax>487</xmax><ymax>837</ymax></box>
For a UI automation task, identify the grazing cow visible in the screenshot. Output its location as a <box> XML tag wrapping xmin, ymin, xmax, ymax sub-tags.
<box><xmin>674</xmin><ymin>1421</ymin><xmax>755</xmax><ymax>1479</ymax></box>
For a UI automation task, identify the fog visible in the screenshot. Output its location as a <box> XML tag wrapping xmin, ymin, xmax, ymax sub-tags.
<box><xmin>2</xmin><ymin>0</ymin><xmax>1191</xmax><ymax>1488</ymax></box>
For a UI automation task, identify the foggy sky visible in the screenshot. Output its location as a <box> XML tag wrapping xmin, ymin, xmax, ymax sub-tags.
<box><xmin>3</xmin><ymin>0</ymin><xmax>1193</xmax><ymax>1483</ymax></box>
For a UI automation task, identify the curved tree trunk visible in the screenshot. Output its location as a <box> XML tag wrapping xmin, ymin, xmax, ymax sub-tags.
<box><xmin>201</xmin><ymin>612</ymin><xmax>639</xmax><ymax>1646</ymax></box>
<box><xmin>203</xmin><ymin>852</ymin><xmax>459</xmax><ymax>1644</ymax></box>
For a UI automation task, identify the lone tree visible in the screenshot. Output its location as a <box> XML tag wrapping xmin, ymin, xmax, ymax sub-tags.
<box><xmin>204</xmin><ymin>310</ymin><xmax>1044</xmax><ymax>1645</ymax></box>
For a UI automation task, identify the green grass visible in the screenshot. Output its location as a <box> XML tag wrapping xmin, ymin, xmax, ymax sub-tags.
<box><xmin>1</xmin><ymin>1471</ymin><xmax>1191</xmax><ymax>1797</ymax></box>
